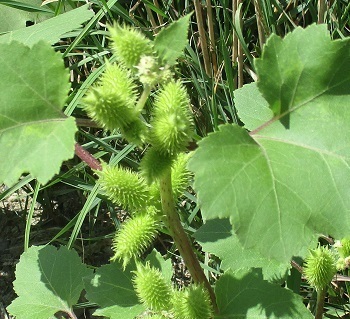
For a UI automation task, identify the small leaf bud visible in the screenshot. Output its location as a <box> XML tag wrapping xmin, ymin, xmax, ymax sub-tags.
<box><xmin>337</xmin><ymin>237</ymin><xmax>350</xmax><ymax>258</ymax></box>
<box><xmin>136</xmin><ymin>56</ymin><xmax>172</xmax><ymax>87</ymax></box>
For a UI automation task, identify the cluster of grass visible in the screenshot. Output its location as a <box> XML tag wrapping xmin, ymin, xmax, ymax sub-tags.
<box><xmin>0</xmin><ymin>0</ymin><xmax>349</xmax><ymax>317</ymax></box>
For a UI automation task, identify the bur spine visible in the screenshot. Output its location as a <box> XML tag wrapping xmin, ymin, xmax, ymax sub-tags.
<box><xmin>171</xmin><ymin>153</ymin><xmax>192</xmax><ymax>198</ymax></box>
<box><xmin>83</xmin><ymin>63</ymin><xmax>138</xmax><ymax>131</ymax></box>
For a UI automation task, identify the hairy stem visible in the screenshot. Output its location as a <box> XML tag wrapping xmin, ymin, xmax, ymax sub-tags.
<box><xmin>315</xmin><ymin>288</ymin><xmax>326</xmax><ymax>319</ymax></box>
<box><xmin>159</xmin><ymin>169</ymin><xmax>218</xmax><ymax>312</ymax></box>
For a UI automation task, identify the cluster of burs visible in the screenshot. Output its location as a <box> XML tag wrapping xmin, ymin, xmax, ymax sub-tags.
<box><xmin>83</xmin><ymin>24</ymin><xmax>213</xmax><ymax>319</ymax></box>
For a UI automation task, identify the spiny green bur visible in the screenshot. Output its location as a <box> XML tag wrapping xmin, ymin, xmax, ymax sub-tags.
<box><xmin>97</xmin><ymin>164</ymin><xmax>151</xmax><ymax>210</ymax></box>
<box><xmin>108</xmin><ymin>24</ymin><xmax>154</xmax><ymax>70</ymax></box>
<box><xmin>133</xmin><ymin>262</ymin><xmax>172</xmax><ymax>311</ymax></box>
<box><xmin>304</xmin><ymin>246</ymin><xmax>336</xmax><ymax>291</ymax></box>
<box><xmin>171</xmin><ymin>284</ymin><xmax>213</xmax><ymax>319</ymax></box>
<box><xmin>111</xmin><ymin>212</ymin><xmax>159</xmax><ymax>267</ymax></box>
<box><xmin>151</xmin><ymin>81</ymin><xmax>193</xmax><ymax>155</ymax></box>
<box><xmin>171</xmin><ymin>153</ymin><xmax>192</xmax><ymax>198</ymax></box>
<box><xmin>83</xmin><ymin>62</ymin><xmax>146</xmax><ymax>145</ymax></box>
<box><xmin>83</xmin><ymin>63</ymin><xmax>137</xmax><ymax>128</ymax></box>
<box><xmin>140</xmin><ymin>147</ymin><xmax>175</xmax><ymax>184</ymax></box>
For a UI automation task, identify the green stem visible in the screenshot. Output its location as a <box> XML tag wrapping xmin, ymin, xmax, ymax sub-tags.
<box><xmin>315</xmin><ymin>288</ymin><xmax>326</xmax><ymax>319</ymax></box>
<box><xmin>135</xmin><ymin>84</ymin><xmax>151</xmax><ymax>113</ymax></box>
<box><xmin>159</xmin><ymin>169</ymin><xmax>218</xmax><ymax>312</ymax></box>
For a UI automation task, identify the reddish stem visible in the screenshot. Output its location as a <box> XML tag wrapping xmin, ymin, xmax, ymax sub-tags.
<box><xmin>74</xmin><ymin>143</ymin><xmax>102</xmax><ymax>171</ymax></box>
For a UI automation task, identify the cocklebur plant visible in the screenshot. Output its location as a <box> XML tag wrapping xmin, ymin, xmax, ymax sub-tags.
<box><xmin>83</xmin><ymin>17</ymin><xmax>216</xmax><ymax>317</ymax></box>
<box><xmin>5</xmin><ymin>15</ymin><xmax>350</xmax><ymax>319</ymax></box>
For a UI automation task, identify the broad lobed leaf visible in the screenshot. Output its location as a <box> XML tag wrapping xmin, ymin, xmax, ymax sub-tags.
<box><xmin>0</xmin><ymin>41</ymin><xmax>77</xmax><ymax>186</ymax></box>
<box><xmin>255</xmin><ymin>24</ymin><xmax>350</xmax><ymax>126</ymax></box>
<box><xmin>188</xmin><ymin>24</ymin><xmax>350</xmax><ymax>263</ymax></box>
<box><xmin>7</xmin><ymin>245</ymin><xmax>92</xmax><ymax>319</ymax></box>
<box><xmin>234</xmin><ymin>82</ymin><xmax>273</xmax><ymax>131</ymax></box>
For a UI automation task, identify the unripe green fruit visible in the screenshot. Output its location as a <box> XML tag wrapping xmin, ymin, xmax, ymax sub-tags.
<box><xmin>151</xmin><ymin>81</ymin><xmax>193</xmax><ymax>156</ymax></box>
<box><xmin>121</xmin><ymin>118</ymin><xmax>147</xmax><ymax>145</ymax></box>
<box><xmin>140</xmin><ymin>147</ymin><xmax>175</xmax><ymax>184</ymax></box>
<box><xmin>97</xmin><ymin>163</ymin><xmax>150</xmax><ymax>210</ymax></box>
<box><xmin>171</xmin><ymin>153</ymin><xmax>192</xmax><ymax>198</ymax></box>
<box><xmin>83</xmin><ymin>63</ymin><xmax>138</xmax><ymax>132</ymax></box>
<box><xmin>171</xmin><ymin>284</ymin><xmax>213</xmax><ymax>319</ymax></box>
<box><xmin>304</xmin><ymin>246</ymin><xmax>336</xmax><ymax>291</ymax></box>
<box><xmin>111</xmin><ymin>213</ymin><xmax>159</xmax><ymax>267</ymax></box>
<box><xmin>108</xmin><ymin>24</ymin><xmax>154</xmax><ymax>70</ymax></box>
<box><xmin>133</xmin><ymin>262</ymin><xmax>172</xmax><ymax>311</ymax></box>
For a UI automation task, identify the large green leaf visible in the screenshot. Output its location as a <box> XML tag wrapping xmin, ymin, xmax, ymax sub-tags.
<box><xmin>7</xmin><ymin>245</ymin><xmax>92</xmax><ymax>319</ymax></box>
<box><xmin>255</xmin><ymin>24</ymin><xmax>349</xmax><ymax>127</ymax></box>
<box><xmin>215</xmin><ymin>269</ymin><xmax>313</xmax><ymax>319</ymax></box>
<box><xmin>194</xmin><ymin>219</ymin><xmax>289</xmax><ymax>281</ymax></box>
<box><xmin>0</xmin><ymin>5</ymin><xmax>94</xmax><ymax>46</ymax></box>
<box><xmin>0</xmin><ymin>41</ymin><xmax>77</xmax><ymax>186</ymax></box>
<box><xmin>84</xmin><ymin>262</ymin><xmax>144</xmax><ymax>319</ymax></box>
<box><xmin>154</xmin><ymin>14</ymin><xmax>192</xmax><ymax>66</ymax></box>
<box><xmin>188</xmin><ymin>25</ymin><xmax>350</xmax><ymax>263</ymax></box>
